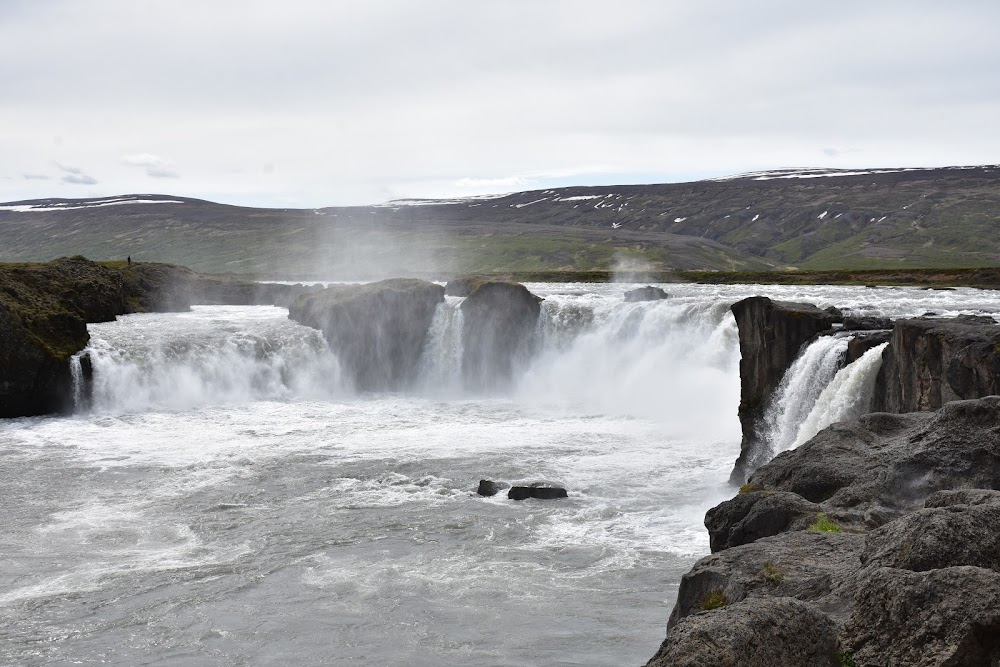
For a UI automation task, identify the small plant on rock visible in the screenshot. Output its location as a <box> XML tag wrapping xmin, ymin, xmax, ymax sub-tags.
<box><xmin>738</xmin><ymin>482</ymin><xmax>757</xmax><ymax>494</ymax></box>
<box><xmin>839</xmin><ymin>651</ymin><xmax>856</xmax><ymax>667</ymax></box>
<box><xmin>701</xmin><ymin>588</ymin><xmax>728</xmax><ymax>610</ymax></box>
<box><xmin>808</xmin><ymin>512</ymin><xmax>843</xmax><ymax>533</ymax></box>
<box><xmin>760</xmin><ymin>561</ymin><xmax>784</xmax><ymax>582</ymax></box>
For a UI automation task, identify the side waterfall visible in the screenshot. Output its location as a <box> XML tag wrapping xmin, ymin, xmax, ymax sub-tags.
<box><xmin>792</xmin><ymin>342</ymin><xmax>889</xmax><ymax>447</ymax></box>
<box><xmin>417</xmin><ymin>296</ymin><xmax>465</xmax><ymax>394</ymax></box>
<box><xmin>763</xmin><ymin>335</ymin><xmax>852</xmax><ymax>456</ymax></box>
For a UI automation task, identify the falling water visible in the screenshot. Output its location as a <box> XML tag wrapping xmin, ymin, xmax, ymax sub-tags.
<box><xmin>417</xmin><ymin>296</ymin><xmax>465</xmax><ymax>394</ymax></box>
<box><xmin>763</xmin><ymin>335</ymin><xmax>852</xmax><ymax>457</ymax></box>
<box><xmin>793</xmin><ymin>342</ymin><xmax>889</xmax><ymax>447</ymax></box>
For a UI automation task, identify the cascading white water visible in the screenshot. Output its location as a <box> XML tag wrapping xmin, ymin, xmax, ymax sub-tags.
<box><xmin>69</xmin><ymin>352</ymin><xmax>85</xmax><ymax>407</ymax></box>
<box><xmin>79</xmin><ymin>306</ymin><xmax>346</xmax><ymax>414</ymax></box>
<box><xmin>518</xmin><ymin>296</ymin><xmax>741</xmax><ymax>441</ymax></box>
<box><xmin>417</xmin><ymin>296</ymin><xmax>465</xmax><ymax>394</ymax></box>
<box><xmin>792</xmin><ymin>342</ymin><xmax>889</xmax><ymax>447</ymax></box>
<box><xmin>763</xmin><ymin>335</ymin><xmax>852</xmax><ymax>457</ymax></box>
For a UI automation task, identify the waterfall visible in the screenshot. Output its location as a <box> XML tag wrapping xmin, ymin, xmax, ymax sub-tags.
<box><xmin>81</xmin><ymin>308</ymin><xmax>346</xmax><ymax>414</ymax></box>
<box><xmin>792</xmin><ymin>342</ymin><xmax>888</xmax><ymax>447</ymax></box>
<box><xmin>69</xmin><ymin>352</ymin><xmax>86</xmax><ymax>410</ymax></box>
<box><xmin>417</xmin><ymin>297</ymin><xmax>465</xmax><ymax>394</ymax></box>
<box><xmin>517</xmin><ymin>297</ymin><xmax>741</xmax><ymax>441</ymax></box>
<box><xmin>763</xmin><ymin>335</ymin><xmax>851</xmax><ymax>457</ymax></box>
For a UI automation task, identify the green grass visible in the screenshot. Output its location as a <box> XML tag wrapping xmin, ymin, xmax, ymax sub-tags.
<box><xmin>808</xmin><ymin>513</ymin><xmax>843</xmax><ymax>533</ymax></box>
<box><xmin>760</xmin><ymin>561</ymin><xmax>784</xmax><ymax>582</ymax></box>
<box><xmin>701</xmin><ymin>588</ymin><xmax>729</xmax><ymax>610</ymax></box>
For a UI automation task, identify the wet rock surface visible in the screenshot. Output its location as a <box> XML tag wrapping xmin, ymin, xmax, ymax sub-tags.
<box><xmin>288</xmin><ymin>279</ymin><xmax>445</xmax><ymax>391</ymax></box>
<box><xmin>460</xmin><ymin>280</ymin><xmax>541</xmax><ymax>390</ymax></box>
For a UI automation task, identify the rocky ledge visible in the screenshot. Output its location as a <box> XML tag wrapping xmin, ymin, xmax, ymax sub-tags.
<box><xmin>0</xmin><ymin>257</ymin><xmax>318</xmax><ymax>417</ymax></box>
<box><xmin>646</xmin><ymin>397</ymin><xmax>1000</xmax><ymax>667</ymax></box>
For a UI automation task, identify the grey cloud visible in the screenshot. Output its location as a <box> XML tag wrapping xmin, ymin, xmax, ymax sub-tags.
<box><xmin>22</xmin><ymin>173</ymin><xmax>49</xmax><ymax>180</ymax></box>
<box><xmin>61</xmin><ymin>173</ymin><xmax>97</xmax><ymax>185</ymax></box>
<box><xmin>146</xmin><ymin>166</ymin><xmax>179</xmax><ymax>178</ymax></box>
<box><xmin>56</xmin><ymin>162</ymin><xmax>84</xmax><ymax>175</ymax></box>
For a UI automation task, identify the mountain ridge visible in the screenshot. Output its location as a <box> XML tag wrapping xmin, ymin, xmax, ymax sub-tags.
<box><xmin>3</xmin><ymin>165</ymin><xmax>1000</xmax><ymax>277</ymax></box>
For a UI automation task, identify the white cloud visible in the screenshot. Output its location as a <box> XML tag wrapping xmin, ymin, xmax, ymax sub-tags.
<box><xmin>1</xmin><ymin>1</ymin><xmax>999</xmax><ymax>206</ymax></box>
<box><xmin>61</xmin><ymin>173</ymin><xmax>97</xmax><ymax>185</ymax></box>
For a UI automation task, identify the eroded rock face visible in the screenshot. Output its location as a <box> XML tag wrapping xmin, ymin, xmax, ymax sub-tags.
<box><xmin>646</xmin><ymin>597</ymin><xmax>842</xmax><ymax>667</ymax></box>
<box><xmin>288</xmin><ymin>279</ymin><xmax>445</xmax><ymax>391</ymax></box>
<box><xmin>705</xmin><ymin>490</ymin><xmax>821</xmax><ymax>552</ymax></box>
<box><xmin>729</xmin><ymin>296</ymin><xmax>840</xmax><ymax>483</ymax></box>
<box><xmin>872</xmin><ymin>315</ymin><xmax>1000</xmax><ymax>413</ymax></box>
<box><xmin>460</xmin><ymin>281</ymin><xmax>541</xmax><ymax>391</ymax></box>
<box><xmin>0</xmin><ymin>257</ymin><xmax>195</xmax><ymax>417</ymax></box>
<box><xmin>842</xmin><ymin>566</ymin><xmax>1000</xmax><ymax>667</ymax></box>
<box><xmin>669</xmin><ymin>531</ymin><xmax>864</xmax><ymax>630</ymax></box>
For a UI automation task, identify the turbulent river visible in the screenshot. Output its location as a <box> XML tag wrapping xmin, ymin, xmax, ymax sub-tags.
<box><xmin>4</xmin><ymin>282</ymin><xmax>1000</xmax><ymax>666</ymax></box>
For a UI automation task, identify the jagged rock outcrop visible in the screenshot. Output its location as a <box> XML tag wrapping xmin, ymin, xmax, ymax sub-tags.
<box><xmin>647</xmin><ymin>397</ymin><xmax>1000</xmax><ymax>667</ymax></box>
<box><xmin>460</xmin><ymin>281</ymin><xmax>542</xmax><ymax>390</ymax></box>
<box><xmin>669</xmin><ymin>531</ymin><xmax>864</xmax><ymax>630</ymax></box>
<box><xmin>729</xmin><ymin>296</ymin><xmax>840</xmax><ymax>482</ymax></box>
<box><xmin>646</xmin><ymin>596</ymin><xmax>842</xmax><ymax>667</ymax></box>
<box><xmin>872</xmin><ymin>315</ymin><xmax>1000</xmax><ymax>413</ymax></box>
<box><xmin>624</xmin><ymin>286</ymin><xmax>668</xmax><ymax>302</ymax></box>
<box><xmin>288</xmin><ymin>279</ymin><xmax>444</xmax><ymax>391</ymax></box>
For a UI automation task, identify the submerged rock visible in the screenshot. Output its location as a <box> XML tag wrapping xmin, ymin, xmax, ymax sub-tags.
<box><xmin>623</xmin><ymin>286</ymin><xmax>668</xmax><ymax>302</ymax></box>
<box><xmin>288</xmin><ymin>279</ymin><xmax>445</xmax><ymax>391</ymax></box>
<box><xmin>460</xmin><ymin>281</ymin><xmax>542</xmax><ymax>390</ymax></box>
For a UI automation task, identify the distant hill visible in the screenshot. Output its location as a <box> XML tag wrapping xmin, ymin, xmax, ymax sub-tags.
<box><xmin>2</xmin><ymin>166</ymin><xmax>1000</xmax><ymax>278</ymax></box>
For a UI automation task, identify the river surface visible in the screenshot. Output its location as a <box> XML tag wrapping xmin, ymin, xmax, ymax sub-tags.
<box><xmin>3</xmin><ymin>282</ymin><xmax>1000</xmax><ymax>666</ymax></box>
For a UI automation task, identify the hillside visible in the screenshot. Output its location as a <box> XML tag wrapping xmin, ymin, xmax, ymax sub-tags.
<box><xmin>2</xmin><ymin>165</ymin><xmax>1000</xmax><ymax>277</ymax></box>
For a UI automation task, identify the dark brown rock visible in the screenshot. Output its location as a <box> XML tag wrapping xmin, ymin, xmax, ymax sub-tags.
<box><xmin>476</xmin><ymin>480</ymin><xmax>509</xmax><ymax>497</ymax></box>
<box><xmin>729</xmin><ymin>296</ymin><xmax>839</xmax><ymax>483</ymax></box>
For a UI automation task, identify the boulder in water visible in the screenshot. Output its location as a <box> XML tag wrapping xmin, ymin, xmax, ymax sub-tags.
<box><xmin>508</xmin><ymin>484</ymin><xmax>568</xmax><ymax>500</ymax></box>
<box><xmin>460</xmin><ymin>281</ymin><xmax>542</xmax><ymax>390</ymax></box>
<box><xmin>623</xmin><ymin>286</ymin><xmax>668</xmax><ymax>302</ymax></box>
<box><xmin>288</xmin><ymin>279</ymin><xmax>445</xmax><ymax>391</ymax></box>
<box><xmin>477</xmin><ymin>479</ymin><xmax>510</xmax><ymax>497</ymax></box>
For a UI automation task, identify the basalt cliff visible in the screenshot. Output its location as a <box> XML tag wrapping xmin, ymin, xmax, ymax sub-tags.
<box><xmin>0</xmin><ymin>257</ymin><xmax>318</xmax><ymax>417</ymax></box>
<box><xmin>648</xmin><ymin>298</ymin><xmax>1000</xmax><ymax>666</ymax></box>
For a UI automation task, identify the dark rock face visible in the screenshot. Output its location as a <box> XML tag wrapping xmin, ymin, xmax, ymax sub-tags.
<box><xmin>842</xmin><ymin>566</ymin><xmax>1000</xmax><ymax>666</ymax></box>
<box><xmin>460</xmin><ymin>281</ymin><xmax>542</xmax><ymax>391</ymax></box>
<box><xmin>288</xmin><ymin>279</ymin><xmax>445</xmax><ymax>391</ymax></box>
<box><xmin>0</xmin><ymin>257</ymin><xmax>195</xmax><ymax>417</ymax></box>
<box><xmin>507</xmin><ymin>485</ymin><xmax>568</xmax><ymax>500</ymax></box>
<box><xmin>729</xmin><ymin>297</ymin><xmax>840</xmax><ymax>483</ymax></box>
<box><xmin>844</xmin><ymin>330</ymin><xmax>892</xmax><ymax>364</ymax></box>
<box><xmin>623</xmin><ymin>286</ymin><xmax>668</xmax><ymax>302</ymax></box>
<box><xmin>705</xmin><ymin>490</ymin><xmax>821</xmax><ymax>552</ymax></box>
<box><xmin>872</xmin><ymin>315</ymin><xmax>1000</xmax><ymax>414</ymax></box>
<box><xmin>748</xmin><ymin>398</ymin><xmax>1000</xmax><ymax>521</ymax></box>
<box><xmin>669</xmin><ymin>531</ymin><xmax>864</xmax><ymax>630</ymax></box>
<box><xmin>647</xmin><ymin>397</ymin><xmax>1000</xmax><ymax>667</ymax></box>
<box><xmin>476</xmin><ymin>480</ymin><xmax>510</xmax><ymax>497</ymax></box>
<box><xmin>646</xmin><ymin>597</ymin><xmax>842</xmax><ymax>667</ymax></box>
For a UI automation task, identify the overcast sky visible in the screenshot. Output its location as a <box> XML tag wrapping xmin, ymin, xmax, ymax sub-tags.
<box><xmin>1</xmin><ymin>0</ymin><xmax>998</xmax><ymax>207</ymax></box>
